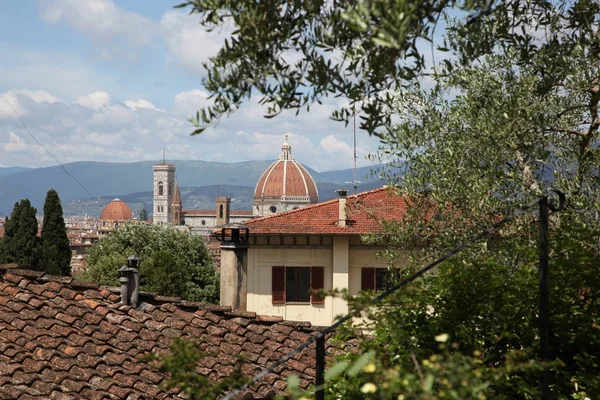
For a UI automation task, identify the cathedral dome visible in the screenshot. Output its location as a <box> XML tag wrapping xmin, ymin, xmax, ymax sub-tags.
<box><xmin>100</xmin><ymin>198</ymin><xmax>133</xmax><ymax>221</ymax></box>
<box><xmin>253</xmin><ymin>135</ymin><xmax>318</xmax><ymax>216</ymax></box>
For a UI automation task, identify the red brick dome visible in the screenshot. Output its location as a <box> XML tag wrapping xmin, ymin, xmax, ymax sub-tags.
<box><xmin>254</xmin><ymin>135</ymin><xmax>318</xmax><ymax>200</ymax></box>
<box><xmin>100</xmin><ymin>198</ymin><xmax>133</xmax><ymax>221</ymax></box>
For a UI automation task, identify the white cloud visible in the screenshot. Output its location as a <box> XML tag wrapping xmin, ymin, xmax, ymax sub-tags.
<box><xmin>124</xmin><ymin>99</ymin><xmax>163</xmax><ymax>112</ymax></box>
<box><xmin>0</xmin><ymin>89</ymin><xmax>62</xmax><ymax>120</ymax></box>
<box><xmin>3</xmin><ymin>132</ymin><xmax>29</xmax><ymax>153</ymax></box>
<box><xmin>160</xmin><ymin>11</ymin><xmax>231</xmax><ymax>74</ymax></box>
<box><xmin>38</xmin><ymin>0</ymin><xmax>154</xmax><ymax>47</ymax></box>
<box><xmin>172</xmin><ymin>89</ymin><xmax>212</xmax><ymax>116</ymax></box>
<box><xmin>0</xmin><ymin>87</ymin><xmax>380</xmax><ymax>172</ymax></box>
<box><xmin>0</xmin><ymin>45</ymin><xmax>131</xmax><ymax>100</ymax></box>
<box><xmin>73</xmin><ymin>91</ymin><xmax>111</xmax><ymax>109</ymax></box>
<box><xmin>320</xmin><ymin>135</ymin><xmax>353</xmax><ymax>154</ymax></box>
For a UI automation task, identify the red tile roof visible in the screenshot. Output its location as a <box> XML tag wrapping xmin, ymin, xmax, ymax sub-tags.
<box><xmin>254</xmin><ymin>160</ymin><xmax>318</xmax><ymax>200</ymax></box>
<box><xmin>245</xmin><ymin>187</ymin><xmax>409</xmax><ymax>235</ymax></box>
<box><xmin>0</xmin><ymin>265</ymin><xmax>356</xmax><ymax>398</ymax></box>
<box><xmin>100</xmin><ymin>198</ymin><xmax>133</xmax><ymax>221</ymax></box>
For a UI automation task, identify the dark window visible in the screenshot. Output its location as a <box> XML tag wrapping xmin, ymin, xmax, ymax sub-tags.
<box><xmin>269</xmin><ymin>205</ymin><xmax>277</xmax><ymax>213</ymax></box>
<box><xmin>376</xmin><ymin>268</ymin><xmax>390</xmax><ymax>291</ymax></box>
<box><xmin>219</xmin><ymin>204</ymin><xmax>224</xmax><ymax>218</ymax></box>
<box><xmin>286</xmin><ymin>267</ymin><xmax>310</xmax><ymax>302</ymax></box>
<box><xmin>201</xmin><ymin>220</ymin><xmax>206</xmax><ymax>225</ymax></box>
<box><xmin>362</xmin><ymin>267</ymin><xmax>390</xmax><ymax>292</ymax></box>
<box><xmin>272</xmin><ymin>266</ymin><xmax>324</xmax><ymax>304</ymax></box>
<box><xmin>158</xmin><ymin>182</ymin><xmax>164</xmax><ymax>196</ymax></box>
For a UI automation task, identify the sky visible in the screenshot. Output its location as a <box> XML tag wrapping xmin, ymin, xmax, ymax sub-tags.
<box><xmin>0</xmin><ymin>0</ymin><xmax>379</xmax><ymax>172</ymax></box>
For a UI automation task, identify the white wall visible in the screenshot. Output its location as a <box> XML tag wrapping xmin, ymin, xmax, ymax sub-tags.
<box><xmin>246</xmin><ymin>235</ymin><xmax>395</xmax><ymax>326</ymax></box>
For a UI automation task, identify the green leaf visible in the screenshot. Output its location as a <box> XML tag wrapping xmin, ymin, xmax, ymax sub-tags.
<box><xmin>423</xmin><ymin>374</ymin><xmax>434</xmax><ymax>392</ymax></box>
<box><xmin>346</xmin><ymin>351</ymin><xmax>375</xmax><ymax>377</ymax></box>
<box><xmin>325</xmin><ymin>360</ymin><xmax>350</xmax><ymax>381</ymax></box>
<box><xmin>287</xmin><ymin>374</ymin><xmax>300</xmax><ymax>391</ymax></box>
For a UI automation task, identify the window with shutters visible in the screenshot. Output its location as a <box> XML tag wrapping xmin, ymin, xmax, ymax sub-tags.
<box><xmin>272</xmin><ymin>266</ymin><xmax>324</xmax><ymax>304</ymax></box>
<box><xmin>361</xmin><ymin>267</ymin><xmax>390</xmax><ymax>292</ymax></box>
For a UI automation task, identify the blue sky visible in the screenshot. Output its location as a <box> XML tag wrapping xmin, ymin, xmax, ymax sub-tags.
<box><xmin>0</xmin><ymin>0</ymin><xmax>374</xmax><ymax>171</ymax></box>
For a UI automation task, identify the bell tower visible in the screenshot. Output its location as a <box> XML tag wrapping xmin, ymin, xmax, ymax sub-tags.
<box><xmin>171</xmin><ymin>181</ymin><xmax>182</xmax><ymax>225</ymax></box>
<box><xmin>152</xmin><ymin>162</ymin><xmax>175</xmax><ymax>225</ymax></box>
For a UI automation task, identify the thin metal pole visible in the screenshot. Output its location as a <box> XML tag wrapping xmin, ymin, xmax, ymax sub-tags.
<box><xmin>315</xmin><ymin>335</ymin><xmax>325</xmax><ymax>400</ymax></box>
<box><xmin>539</xmin><ymin>197</ymin><xmax>550</xmax><ymax>400</ymax></box>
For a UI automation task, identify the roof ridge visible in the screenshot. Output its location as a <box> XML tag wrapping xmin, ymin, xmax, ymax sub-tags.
<box><xmin>0</xmin><ymin>265</ymin><xmax>320</xmax><ymax>330</ymax></box>
<box><xmin>245</xmin><ymin>186</ymin><xmax>391</xmax><ymax>225</ymax></box>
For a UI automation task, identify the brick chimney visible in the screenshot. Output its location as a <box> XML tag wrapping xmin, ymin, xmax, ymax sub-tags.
<box><xmin>336</xmin><ymin>189</ymin><xmax>347</xmax><ymax>227</ymax></box>
<box><xmin>218</xmin><ymin>225</ymin><xmax>249</xmax><ymax>311</ymax></box>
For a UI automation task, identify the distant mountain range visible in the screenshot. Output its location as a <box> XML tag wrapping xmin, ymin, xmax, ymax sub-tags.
<box><xmin>0</xmin><ymin>167</ymin><xmax>32</xmax><ymax>177</ymax></box>
<box><xmin>0</xmin><ymin>161</ymin><xmax>391</xmax><ymax>217</ymax></box>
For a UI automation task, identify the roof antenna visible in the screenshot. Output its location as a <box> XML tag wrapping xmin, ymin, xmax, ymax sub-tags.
<box><xmin>345</xmin><ymin>104</ymin><xmax>361</xmax><ymax>194</ymax></box>
<box><xmin>163</xmin><ymin>148</ymin><xmax>166</xmax><ymax>164</ymax></box>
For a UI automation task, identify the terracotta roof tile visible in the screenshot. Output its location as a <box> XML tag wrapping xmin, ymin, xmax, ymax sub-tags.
<box><xmin>0</xmin><ymin>266</ymin><xmax>359</xmax><ymax>398</ymax></box>
<box><xmin>246</xmin><ymin>186</ymin><xmax>409</xmax><ymax>235</ymax></box>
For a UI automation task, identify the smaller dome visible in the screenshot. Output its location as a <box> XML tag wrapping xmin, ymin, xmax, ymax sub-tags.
<box><xmin>100</xmin><ymin>198</ymin><xmax>133</xmax><ymax>221</ymax></box>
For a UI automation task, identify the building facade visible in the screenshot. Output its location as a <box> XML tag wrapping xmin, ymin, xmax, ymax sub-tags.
<box><xmin>219</xmin><ymin>187</ymin><xmax>409</xmax><ymax>326</ymax></box>
<box><xmin>182</xmin><ymin>197</ymin><xmax>254</xmax><ymax>236</ymax></box>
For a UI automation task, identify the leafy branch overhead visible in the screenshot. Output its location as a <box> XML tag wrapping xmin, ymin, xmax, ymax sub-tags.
<box><xmin>176</xmin><ymin>0</ymin><xmax>599</xmax><ymax>138</ymax></box>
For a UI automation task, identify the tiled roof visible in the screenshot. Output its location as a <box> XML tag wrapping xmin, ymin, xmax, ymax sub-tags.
<box><xmin>253</xmin><ymin>137</ymin><xmax>318</xmax><ymax>201</ymax></box>
<box><xmin>100</xmin><ymin>199</ymin><xmax>133</xmax><ymax>221</ymax></box>
<box><xmin>0</xmin><ymin>265</ymin><xmax>355</xmax><ymax>399</ymax></box>
<box><xmin>245</xmin><ymin>187</ymin><xmax>409</xmax><ymax>235</ymax></box>
<box><xmin>254</xmin><ymin>160</ymin><xmax>318</xmax><ymax>200</ymax></box>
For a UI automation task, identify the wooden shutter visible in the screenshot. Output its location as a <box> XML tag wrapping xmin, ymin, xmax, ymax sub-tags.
<box><xmin>361</xmin><ymin>267</ymin><xmax>375</xmax><ymax>291</ymax></box>
<box><xmin>310</xmin><ymin>266</ymin><xmax>324</xmax><ymax>305</ymax></box>
<box><xmin>272</xmin><ymin>266</ymin><xmax>285</xmax><ymax>304</ymax></box>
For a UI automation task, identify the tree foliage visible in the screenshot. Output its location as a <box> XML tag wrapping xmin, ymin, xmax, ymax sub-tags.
<box><xmin>139</xmin><ymin>207</ymin><xmax>148</xmax><ymax>222</ymax></box>
<box><xmin>1</xmin><ymin>200</ymin><xmax>40</xmax><ymax>268</ymax></box>
<box><xmin>147</xmin><ymin>2</ymin><xmax>600</xmax><ymax>398</ymax></box>
<box><xmin>81</xmin><ymin>224</ymin><xmax>219</xmax><ymax>303</ymax></box>
<box><xmin>177</xmin><ymin>0</ymin><xmax>599</xmax><ymax>139</ymax></box>
<box><xmin>40</xmin><ymin>189</ymin><xmax>71</xmax><ymax>276</ymax></box>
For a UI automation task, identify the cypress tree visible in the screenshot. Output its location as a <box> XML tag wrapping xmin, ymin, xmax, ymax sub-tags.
<box><xmin>3</xmin><ymin>200</ymin><xmax>40</xmax><ymax>268</ymax></box>
<box><xmin>139</xmin><ymin>207</ymin><xmax>148</xmax><ymax>222</ymax></box>
<box><xmin>40</xmin><ymin>189</ymin><xmax>71</xmax><ymax>275</ymax></box>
